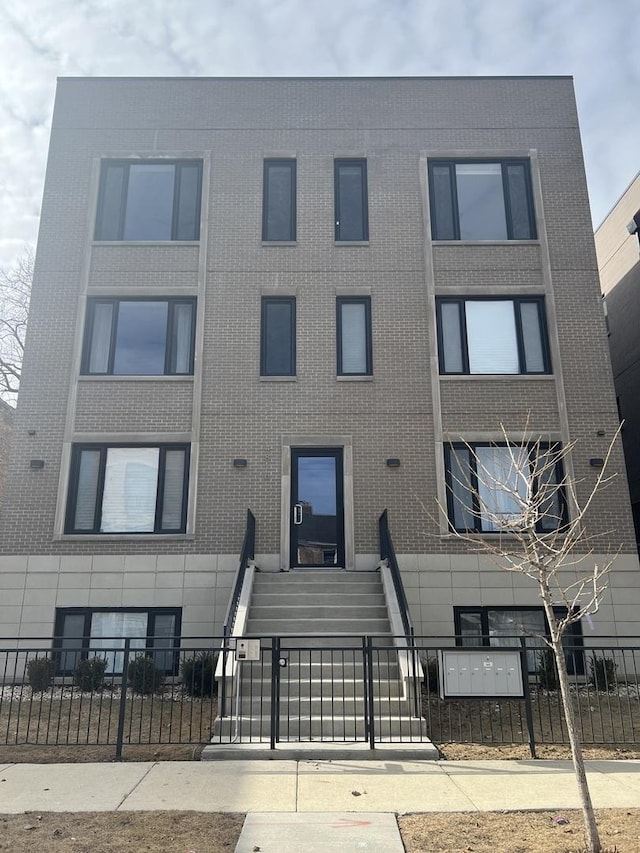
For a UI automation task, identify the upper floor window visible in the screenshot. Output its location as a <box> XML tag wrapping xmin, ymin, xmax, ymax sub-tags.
<box><xmin>437</xmin><ymin>297</ymin><xmax>550</xmax><ymax>375</ymax></box>
<box><xmin>429</xmin><ymin>160</ymin><xmax>536</xmax><ymax>241</ymax></box>
<box><xmin>444</xmin><ymin>442</ymin><xmax>566</xmax><ymax>534</ymax></box>
<box><xmin>261</xmin><ymin>297</ymin><xmax>296</xmax><ymax>376</ymax></box>
<box><xmin>335</xmin><ymin>159</ymin><xmax>368</xmax><ymax>241</ymax></box>
<box><xmin>81</xmin><ymin>298</ymin><xmax>195</xmax><ymax>376</ymax></box>
<box><xmin>337</xmin><ymin>297</ymin><xmax>372</xmax><ymax>376</ymax></box>
<box><xmin>263</xmin><ymin>159</ymin><xmax>296</xmax><ymax>241</ymax></box>
<box><xmin>65</xmin><ymin>444</ymin><xmax>189</xmax><ymax>535</ymax></box>
<box><xmin>95</xmin><ymin>160</ymin><xmax>202</xmax><ymax>241</ymax></box>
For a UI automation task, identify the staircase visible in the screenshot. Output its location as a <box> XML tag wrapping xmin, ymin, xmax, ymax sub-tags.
<box><xmin>207</xmin><ymin>570</ymin><xmax>433</xmax><ymax>752</ymax></box>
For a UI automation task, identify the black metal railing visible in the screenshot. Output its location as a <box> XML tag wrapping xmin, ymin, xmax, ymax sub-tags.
<box><xmin>2</xmin><ymin>636</ymin><xmax>640</xmax><ymax>758</ymax></box>
<box><xmin>379</xmin><ymin>510</ymin><xmax>413</xmax><ymax>639</ymax></box>
<box><xmin>223</xmin><ymin>509</ymin><xmax>256</xmax><ymax>639</ymax></box>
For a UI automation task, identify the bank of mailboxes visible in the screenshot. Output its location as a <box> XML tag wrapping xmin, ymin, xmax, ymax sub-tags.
<box><xmin>438</xmin><ymin>650</ymin><xmax>524</xmax><ymax>698</ymax></box>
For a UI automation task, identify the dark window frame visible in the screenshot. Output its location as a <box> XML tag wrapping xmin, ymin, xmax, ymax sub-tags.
<box><xmin>334</xmin><ymin>159</ymin><xmax>369</xmax><ymax>242</ymax></box>
<box><xmin>428</xmin><ymin>158</ymin><xmax>537</xmax><ymax>241</ymax></box>
<box><xmin>453</xmin><ymin>605</ymin><xmax>584</xmax><ymax>675</ymax></box>
<box><xmin>65</xmin><ymin>443</ymin><xmax>190</xmax><ymax>535</ymax></box>
<box><xmin>94</xmin><ymin>159</ymin><xmax>202</xmax><ymax>242</ymax></box>
<box><xmin>81</xmin><ymin>297</ymin><xmax>196</xmax><ymax>376</ymax></box>
<box><xmin>53</xmin><ymin>607</ymin><xmax>182</xmax><ymax>676</ymax></box>
<box><xmin>262</xmin><ymin>159</ymin><xmax>296</xmax><ymax>242</ymax></box>
<box><xmin>436</xmin><ymin>296</ymin><xmax>551</xmax><ymax>375</ymax></box>
<box><xmin>260</xmin><ymin>296</ymin><xmax>296</xmax><ymax>377</ymax></box>
<box><xmin>336</xmin><ymin>296</ymin><xmax>373</xmax><ymax>376</ymax></box>
<box><xmin>444</xmin><ymin>441</ymin><xmax>567</xmax><ymax>534</ymax></box>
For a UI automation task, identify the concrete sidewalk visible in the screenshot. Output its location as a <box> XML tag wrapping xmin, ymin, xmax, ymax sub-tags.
<box><xmin>1</xmin><ymin>758</ymin><xmax>640</xmax><ymax>815</ymax></box>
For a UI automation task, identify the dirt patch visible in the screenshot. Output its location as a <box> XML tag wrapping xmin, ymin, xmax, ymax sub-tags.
<box><xmin>438</xmin><ymin>743</ymin><xmax>640</xmax><ymax>761</ymax></box>
<box><xmin>0</xmin><ymin>811</ymin><xmax>243</xmax><ymax>853</ymax></box>
<box><xmin>399</xmin><ymin>808</ymin><xmax>640</xmax><ymax>852</ymax></box>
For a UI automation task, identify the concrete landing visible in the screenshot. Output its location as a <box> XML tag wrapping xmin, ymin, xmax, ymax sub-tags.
<box><xmin>201</xmin><ymin>739</ymin><xmax>440</xmax><ymax>761</ymax></box>
<box><xmin>235</xmin><ymin>812</ymin><xmax>404</xmax><ymax>852</ymax></box>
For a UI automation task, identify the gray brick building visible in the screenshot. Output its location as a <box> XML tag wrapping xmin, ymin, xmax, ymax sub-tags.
<box><xmin>0</xmin><ymin>76</ymin><xmax>637</xmax><ymax>656</ymax></box>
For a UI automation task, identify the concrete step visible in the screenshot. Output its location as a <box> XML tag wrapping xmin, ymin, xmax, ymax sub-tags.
<box><xmin>249</xmin><ymin>605</ymin><xmax>389</xmax><ymax>620</ymax></box>
<box><xmin>213</xmin><ymin>715</ymin><xmax>429</xmax><ymax>740</ymax></box>
<box><xmin>251</xmin><ymin>592</ymin><xmax>386</xmax><ymax>607</ymax></box>
<box><xmin>252</xmin><ymin>583</ymin><xmax>384</xmax><ymax>597</ymax></box>
<box><xmin>230</xmin><ymin>679</ymin><xmax>406</xmax><ymax>700</ymax></box>
<box><xmin>253</xmin><ymin>571</ymin><xmax>380</xmax><ymax>584</ymax></box>
<box><xmin>246</xmin><ymin>618</ymin><xmax>392</xmax><ymax>635</ymax></box>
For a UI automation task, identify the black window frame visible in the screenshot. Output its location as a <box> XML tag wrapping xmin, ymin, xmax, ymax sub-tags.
<box><xmin>334</xmin><ymin>158</ymin><xmax>369</xmax><ymax>242</ymax></box>
<box><xmin>262</xmin><ymin>159</ymin><xmax>296</xmax><ymax>242</ymax></box>
<box><xmin>453</xmin><ymin>605</ymin><xmax>584</xmax><ymax>675</ymax></box>
<box><xmin>94</xmin><ymin>159</ymin><xmax>202</xmax><ymax>242</ymax></box>
<box><xmin>428</xmin><ymin>158</ymin><xmax>537</xmax><ymax>241</ymax></box>
<box><xmin>436</xmin><ymin>296</ymin><xmax>551</xmax><ymax>375</ymax></box>
<box><xmin>444</xmin><ymin>441</ymin><xmax>568</xmax><ymax>534</ymax></box>
<box><xmin>336</xmin><ymin>296</ymin><xmax>373</xmax><ymax>376</ymax></box>
<box><xmin>65</xmin><ymin>443</ymin><xmax>190</xmax><ymax>535</ymax></box>
<box><xmin>260</xmin><ymin>296</ymin><xmax>296</xmax><ymax>377</ymax></box>
<box><xmin>81</xmin><ymin>297</ymin><xmax>196</xmax><ymax>376</ymax></box>
<box><xmin>53</xmin><ymin>607</ymin><xmax>182</xmax><ymax>676</ymax></box>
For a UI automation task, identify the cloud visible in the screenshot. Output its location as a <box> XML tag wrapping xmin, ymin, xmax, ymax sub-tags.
<box><xmin>0</xmin><ymin>0</ymin><xmax>638</xmax><ymax>266</ymax></box>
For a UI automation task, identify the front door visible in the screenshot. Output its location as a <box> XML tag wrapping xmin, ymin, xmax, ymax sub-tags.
<box><xmin>290</xmin><ymin>448</ymin><xmax>344</xmax><ymax>568</ymax></box>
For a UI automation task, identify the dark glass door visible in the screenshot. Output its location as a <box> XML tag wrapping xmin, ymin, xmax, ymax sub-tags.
<box><xmin>290</xmin><ymin>448</ymin><xmax>344</xmax><ymax>568</ymax></box>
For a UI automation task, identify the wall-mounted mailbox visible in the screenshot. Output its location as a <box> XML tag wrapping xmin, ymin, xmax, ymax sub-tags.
<box><xmin>235</xmin><ymin>639</ymin><xmax>261</xmax><ymax>662</ymax></box>
<box><xmin>438</xmin><ymin>650</ymin><xmax>524</xmax><ymax>699</ymax></box>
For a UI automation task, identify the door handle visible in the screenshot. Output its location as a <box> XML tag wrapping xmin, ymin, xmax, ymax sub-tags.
<box><xmin>293</xmin><ymin>503</ymin><xmax>303</xmax><ymax>525</ymax></box>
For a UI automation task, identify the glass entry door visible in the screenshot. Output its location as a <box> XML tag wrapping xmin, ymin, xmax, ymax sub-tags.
<box><xmin>290</xmin><ymin>448</ymin><xmax>344</xmax><ymax>568</ymax></box>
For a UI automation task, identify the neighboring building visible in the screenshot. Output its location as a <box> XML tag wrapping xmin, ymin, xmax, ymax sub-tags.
<box><xmin>596</xmin><ymin>171</ymin><xmax>640</xmax><ymax>546</ymax></box>
<box><xmin>0</xmin><ymin>399</ymin><xmax>14</xmax><ymax>508</ymax></box>
<box><xmin>0</xmin><ymin>76</ymin><xmax>637</xmax><ymax>664</ymax></box>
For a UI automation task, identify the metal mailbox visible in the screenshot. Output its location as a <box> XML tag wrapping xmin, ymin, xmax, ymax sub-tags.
<box><xmin>438</xmin><ymin>649</ymin><xmax>524</xmax><ymax>698</ymax></box>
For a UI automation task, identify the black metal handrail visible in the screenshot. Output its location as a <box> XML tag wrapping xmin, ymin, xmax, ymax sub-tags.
<box><xmin>379</xmin><ymin>509</ymin><xmax>413</xmax><ymax>639</ymax></box>
<box><xmin>223</xmin><ymin>509</ymin><xmax>256</xmax><ymax>639</ymax></box>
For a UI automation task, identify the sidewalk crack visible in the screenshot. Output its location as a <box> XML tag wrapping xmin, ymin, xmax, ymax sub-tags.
<box><xmin>115</xmin><ymin>761</ymin><xmax>157</xmax><ymax>811</ymax></box>
<box><xmin>437</xmin><ymin>764</ymin><xmax>480</xmax><ymax>811</ymax></box>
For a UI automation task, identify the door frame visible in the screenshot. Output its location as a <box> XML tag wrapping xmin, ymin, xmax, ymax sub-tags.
<box><xmin>280</xmin><ymin>435</ymin><xmax>355</xmax><ymax>571</ymax></box>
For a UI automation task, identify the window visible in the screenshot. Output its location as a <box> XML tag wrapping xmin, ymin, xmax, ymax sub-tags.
<box><xmin>444</xmin><ymin>442</ymin><xmax>566</xmax><ymax>533</ymax></box>
<box><xmin>81</xmin><ymin>298</ymin><xmax>195</xmax><ymax>376</ymax></box>
<box><xmin>263</xmin><ymin>159</ymin><xmax>296</xmax><ymax>241</ymax></box>
<box><xmin>335</xmin><ymin>159</ymin><xmax>368</xmax><ymax>241</ymax></box>
<box><xmin>454</xmin><ymin>606</ymin><xmax>583</xmax><ymax>674</ymax></box>
<box><xmin>337</xmin><ymin>297</ymin><xmax>372</xmax><ymax>376</ymax></box>
<box><xmin>65</xmin><ymin>444</ymin><xmax>189</xmax><ymax>534</ymax></box>
<box><xmin>429</xmin><ymin>160</ymin><xmax>536</xmax><ymax>241</ymax></box>
<box><xmin>437</xmin><ymin>297</ymin><xmax>550</xmax><ymax>375</ymax></box>
<box><xmin>260</xmin><ymin>297</ymin><xmax>296</xmax><ymax>376</ymax></box>
<box><xmin>54</xmin><ymin>608</ymin><xmax>181</xmax><ymax>675</ymax></box>
<box><xmin>95</xmin><ymin>160</ymin><xmax>202</xmax><ymax>241</ymax></box>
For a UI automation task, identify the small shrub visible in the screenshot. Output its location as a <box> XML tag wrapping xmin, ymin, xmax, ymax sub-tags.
<box><xmin>422</xmin><ymin>656</ymin><xmax>439</xmax><ymax>693</ymax></box>
<box><xmin>26</xmin><ymin>656</ymin><xmax>56</xmax><ymax>693</ymax></box>
<box><xmin>127</xmin><ymin>654</ymin><xmax>165</xmax><ymax>695</ymax></box>
<box><xmin>73</xmin><ymin>656</ymin><xmax>108</xmax><ymax>692</ymax></box>
<box><xmin>536</xmin><ymin>649</ymin><xmax>558</xmax><ymax>690</ymax></box>
<box><xmin>589</xmin><ymin>654</ymin><xmax>617</xmax><ymax>691</ymax></box>
<box><xmin>181</xmin><ymin>651</ymin><xmax>217</xmax><ymax>697</ymax></box>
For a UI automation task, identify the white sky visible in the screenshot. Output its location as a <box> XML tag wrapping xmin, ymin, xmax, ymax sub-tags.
<box><xmin>0</xmin><ymin>0</ymin><xmax>638</xmax><ymax>268</ymax></box>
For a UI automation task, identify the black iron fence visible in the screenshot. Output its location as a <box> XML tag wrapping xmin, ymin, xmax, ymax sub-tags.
<box><xmin>2</xmin><ymin>636</ymin><xmax>640</xmax><ymax>758</ymax></box>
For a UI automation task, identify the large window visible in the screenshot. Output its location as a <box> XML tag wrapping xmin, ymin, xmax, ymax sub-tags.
<box><xmin>437</xmin><ymin>297</ymin><xmax>550</xmax><ymax>375</ymax></box>
<box><xmin>54</xmin><ymin>608</ymin><xmax>181</xmax><ymax>675</ymax></box>
<box><xmin>429</xmin><ymin>160</ymin><xmax>536</xmax><ymax>241</ymax></box>
<box><xmin>260</xmin><ymin>297</ymin><xmax>296</xmax><ymax>376</ymax></box>
<box><xmin>337</xmin><ymin>297</ymin><xmax>372</xmax><ymax>376</ymax></box>
<box><xmin>65</xmin><ymin>444</ymin><xmax>189</xmax><ymax>535</ymax></box>
<box><xmin>454</xmin><ymin>606</ymin><xmax>583</xmax><ymax>674</ymax></box>
<box><xmin>444</xmin><ymin>442</ymin><xmax>566</xmax><ymax>533</ymax></box>
<box><xmin>95</xmin><ymin>160</ymin><xmax>202</xmax><ymax>241</ymax></box>
<box><xmin>335</xmin><ymin>159</ymin><xmax>368</xmax><ymax>241</ymax></box>
<box><xmin>81</xmin><ymin>298</ymin><xmax>195</xmax><ymax>376</ymax></box>
<box><xmin>262</xmin><ymin>159</ymin><xmax>296</xmax><ymax>241</ymax></box>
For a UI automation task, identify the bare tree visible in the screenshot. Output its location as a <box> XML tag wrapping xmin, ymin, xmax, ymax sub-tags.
<box><xmin>0</xmin><ymin>250</ymin><xmax>33</xmax><ymax>403</ymax></box>
<box><xmin>441</xmin><ymin>424</ymin><xmax>622</xmax><ymax>853</ymax></box>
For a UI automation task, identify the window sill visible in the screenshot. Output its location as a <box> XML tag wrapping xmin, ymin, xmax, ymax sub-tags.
<box><xmin>334</xmin><ymin>241</ymin><xmax>370</xmax><ymax>247</ymax></box>
<box><xmin>440</xmin><ymin>373</ymin><xmax>554</xmax><ymax>381</ymax></box>
<box><xmin>262</xmin><ymin>241</ymin><xmax>297</xmax><ymax>247</ymax></box>
<box><xmin>55</xmin><ymin>533</ymin><xmax>195</xmax><ymax>542</ymax></box>
<box><xmin>259</xmin><ymin>375</ymin><xmax>297</xmax><ymax>382</ymax></box>
<box><xmin>431</xmin><ymin>240</ymin><xmax>540</xmax><ymax>247</ymax></box>
<box><xmin>77</xmin><ymin>375</ymin><xmax>194</xmax><ymax>382</ymax></box>
<box><xmin>92</xmin><ymin>241</ymin><xmax>200</xmax><ymax>247</ymax></box>
<box><xmin>336</xmin><ymin>375</ymin><xmax>373</xmax><ymax>382</ymax></box>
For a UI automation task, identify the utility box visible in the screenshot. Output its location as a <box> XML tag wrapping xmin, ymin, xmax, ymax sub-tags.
<box><xmin>438</xmin><ymin>650</ymin><xmax>524</xmax><ymax>698</ymax></box>
<box><xmin>234</xmin><ymin>639</ymin><xmax>261</xmax><ymax>662</ymax></box>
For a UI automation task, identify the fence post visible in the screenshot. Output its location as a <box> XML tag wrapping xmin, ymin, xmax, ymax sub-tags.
<box><xmin>365</xmin><ymin>636</ymin><xmax>375</xmax><ymax>750</ymax></box>
<box><xmin>519</xmin><ymin>637</ymin><xmax>537</xmax><ymax>759</ymax></box>
<box><xmin>270</xmin><ymin>636</ymin><xmax>279</xmax><ymax>751</ymax></box>
<box><xmin>115</xmin><ymin>638</ymin><xmax>131</xmax><ymax>761</ymax></box>
<box><xmin>220</xmin><ymin>633</ymin><xmax>228</xmax><ymax>718</ymax></box>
